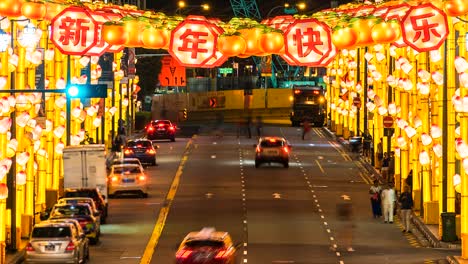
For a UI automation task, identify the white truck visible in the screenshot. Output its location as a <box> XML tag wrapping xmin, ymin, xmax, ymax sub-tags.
<box><xmin>62</xmin><ymin>144</ymin><xmax>108</xmax><ymax>201</ymax></box>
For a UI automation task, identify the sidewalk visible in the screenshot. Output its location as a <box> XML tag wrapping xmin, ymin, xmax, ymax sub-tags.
<box><xmin>322</xmin><ymin>127</ymin><xmax>466</xmax><ymax>264</ymax></box>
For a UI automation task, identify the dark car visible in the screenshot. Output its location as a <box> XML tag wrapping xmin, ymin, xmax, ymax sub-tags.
<box><xmin>63</xmin><ymin>188</ymin><xmax>108</xmax><ymax>224</ymax></box>
<box><xmin>123</xmin><ymin>139</ymin><xmax>158</xmax><ymax>166</ymax></box>
<box><xmin>146</xmin><ymin>120</ymin><xmax>176</xmax><ymax>141</ymax></box>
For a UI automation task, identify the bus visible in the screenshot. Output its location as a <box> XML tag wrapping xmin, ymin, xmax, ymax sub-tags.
<box><xmin>290</xmin><ymin>85</ymin><xmax>327</xmax><ymax>127</ymax></box>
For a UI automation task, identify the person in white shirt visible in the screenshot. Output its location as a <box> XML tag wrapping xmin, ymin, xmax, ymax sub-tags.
<box><xmin>381</xmin><ymin>184</ymin><xmax>397</xmax><ymax>223</ymax></box>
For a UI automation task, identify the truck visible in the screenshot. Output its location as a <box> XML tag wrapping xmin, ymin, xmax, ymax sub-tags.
<box><xmin>62</xmin><ymin>144</ymin><xmax>108</xmax><ymax>201</ymax></box>
<box><xmin>290</xmin><ymin>85</ymin><xmax>327</xmax><ymax>127</ymax></box>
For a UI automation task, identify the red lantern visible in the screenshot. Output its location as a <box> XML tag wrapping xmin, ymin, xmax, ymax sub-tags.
<box><xmin>51</xmin><ymin>7</ymin><xmax>98</xmax><ymax>55</ymax></box>
<box><xmin>21</xmin><ymin>1</ymin><xmax>46</xmax><ymax>20</ymax></box>
<box><xmin>0</xmin><ymin>183</ymin><xmax>8</xmax><ymax>199</ymax></box>
<box><xmin>0</xmin><ymin>0</ymin><xmax>23</xmax><ymax>18</ymax></box>
<box><xmin>383</xmin><ymin>3</ymin><xmax>411</xmax><ymax>48</ymax></box>
<box><xmin>401</xmin><ymin>3</ymin><xmax>449</xmax><ymax>52</ymax></box>
<box><xmin>282</xmin><ymin>18</ymin><xmax>332</xmax><ymax>66</ymax></box>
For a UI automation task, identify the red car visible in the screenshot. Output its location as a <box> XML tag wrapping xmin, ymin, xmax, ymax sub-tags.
<box><xmin>175</xmin><ymin>228</ymin><xmax>238</xmax><ymax>264</ymax></box>
<box><xmin>146</xmin><ymin>120</ymin><xmax>176</xmax><ymax>142</ymax></box>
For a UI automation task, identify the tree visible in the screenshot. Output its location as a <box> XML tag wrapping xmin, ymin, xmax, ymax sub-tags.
<box><xmin>135</xmin><ymin>48</ymin><xmax>163</xmax><ymax>101</ymax></box>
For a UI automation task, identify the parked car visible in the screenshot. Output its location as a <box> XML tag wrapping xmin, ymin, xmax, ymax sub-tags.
<box><xmin>123</xmin><ymin>139</ymin><xmax>158</xmax><ymax>166</ymax></box>
<box><xmin>176</xmin><ymin>227</ymin><xmax>239</xmax><ymax>264</ymax></box>
<box><xmin>24</xmin><ymin>221</ymin><xmax>89</xmax><ymax>264</ymax></box>
<box><xmin>57</xmin><ymin>197</ymin><xmax>102</xmax><ymax>223</ymax></box>
<box><xmin>146</xmin><ymin>119</ymin><xmax>176</xmax><ymax>141</ymax></box>
<box><xmin>63</xmin><ymin>188</ymin><xmax>108</xmax><ymax>224</ymax></box>
<box><xmin>48</xmin><ymin>203</ymin><xmax>100</xmax><ymax>244</ymax></box>
<box><xmin>108</xmin><ymin>164</ymin><xmax>149</xmax><ymax>198</ymax></box>
<box><xmin>110</xmin><ymin>157</ymin><xmax>145</xmax><ymax>170</ymax></box>
<box><xmin>253</xmin><ymin>136</ymin><xmax>292</xmax><ymax>168</ymax></box>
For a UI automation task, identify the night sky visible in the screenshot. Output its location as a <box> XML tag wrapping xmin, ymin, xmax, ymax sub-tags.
<box><xmin>145</xmin><ymin>0</ymin><xmax>356</xmax><ymax>21</ymax></box>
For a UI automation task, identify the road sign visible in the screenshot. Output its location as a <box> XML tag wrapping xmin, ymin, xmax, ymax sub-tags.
<box><xmin>383</xmin><ymin>116</ymin><xmax>394</xmax><ymax>128</ymax></box>
<box><xmin>209</xmin><ymin>98</ymin><xmax>217</xmax><ymax>107</ymax></box>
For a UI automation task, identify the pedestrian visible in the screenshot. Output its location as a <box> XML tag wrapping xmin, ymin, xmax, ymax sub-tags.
<box><xmin>376</xmin><ymin>139</ymin><xmax>383</xmax><ymax>169</ymax></box>
<box><xmin>336</xmin><ymin>200</ymin><xmax>355</xmax><ymax>252</ymax></box>
<box><xmin>381</xmin><ymin>183</ymin><xmax>397</xmax><ymax>224</ymax></box>
<box><xmin>388</xmin><ymin>151</ymin><xmax>395</xmax><ymax>184</ymax></box>
<box><xmin>398</xmin><ymin>185</ymin><xmax>413</xmax><ymax>233</ymax></box>
<box><xmin>255</xmin><ymin>116</ymin><xmax>263</xmax><ymax>137</ymax></box>
<box><xmin>381</xmin><ymin>152</ymin><xmax>390</xmax><ymax>182</ymax></box>
<box><xmin>369</xmin><ymin>180</ymin><xmax>382</xmax><ymax>218</ymax></box>
<box><xmin>302</xmin><ymin>118</ymin><xmax>311</xmax><ymax>140</ymax></box>
<box><xmin>362</xmin><ymin>129</ymin><xmax>372</xmax><ymax>158</ymax></box>
<box><xmin>405</xmin><ymin>170</ymin><xmax>413</xmax><ymax>193</ymax></box>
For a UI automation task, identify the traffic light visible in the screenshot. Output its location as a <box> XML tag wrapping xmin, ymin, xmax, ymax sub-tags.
<box><xmin>183</xmin><ymin>108</ymin><xmax>187</xmax><ymax>120</ymax></box>
<box><xmin>66</xmin><ymin>84</ymin><xmax>107</xmax><ymax>98</ymax></box>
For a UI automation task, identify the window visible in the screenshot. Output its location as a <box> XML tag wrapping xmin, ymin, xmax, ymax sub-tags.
<box><xmin>260</xmin><ymin>140</ymin><xmax>285</xmax><ymax>147</ymax></box>
<box><xmin>32</xmin><ymin>227</ymin><xmax>71</xmax><ymax>238</ymax></box>
<box><xmin>184</xmin><ymin>240</ymin><xmax>224</xmax><ymax>248</ymax></box>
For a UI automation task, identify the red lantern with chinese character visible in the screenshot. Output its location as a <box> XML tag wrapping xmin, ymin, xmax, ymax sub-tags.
<box><xmin>169</xmin><ymin>19</ymin><xmax>222</xmax><ymax>67</ymax></box>
<box><xmin>21</xmin><ymin>0</ymin><xmax>46</xmax><ymax>20</ymax></box>
<box><xmin>282</xmin><ymin>18</ymin><xmax>333</xmax><ymax>66</ymax></box>
<box><xmin>0</xmin><ymin>183</ymin><xmax>8</xmax><ymax>199</ymax></box>
<box><xmin>401</xmin><ymin>3</ymin><xmax>449</xmax><ymax>52</ymax></box>
<box><xmin>0</xmin><ymin>0</ymin><xmax>23</xmax><ymax>18</ymax></box>
<box><xmin>102</xmin><ymin>21</ymin><xmax>127</xmax><ymax>46</ymax></box>
<box><xmin>51</xmin><ymin>7</ymin><xmax>99</xmax><ymax>56</ymax></box>
<box><xmin>444</xmin><ymin>0</ymin><xmax>468</xmax><ymax>17</ymax></box>
<box><xmin>86</xmin><ymin>11</ymin><xmax>111</xmax><ymax>56</ymax></box>
<box><xmin>332</xmin><ymin>26</ymin><xmax>359</xmax><ymax>50</ymax></box>
<box><xmin>217</xmin><ymin>34</ymin><xmax>247</xmax><ymax>57</ymax></box>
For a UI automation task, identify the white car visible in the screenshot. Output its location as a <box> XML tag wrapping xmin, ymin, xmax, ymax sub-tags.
<box><xmin>108</xmin><ymin>164</ymin><xmax>149</xmax><ymax>198</ymax></box>
<box><xmin>111</xmin><ymin>157</ymin><xmax>144</xmax><ymax>171</ymax></box>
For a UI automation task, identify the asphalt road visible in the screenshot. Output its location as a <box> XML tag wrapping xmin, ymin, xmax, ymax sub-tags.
<box><xmin>82</xmin><ymin>125</ymin><xmax>458</xmax><ymax>264</ymax></box>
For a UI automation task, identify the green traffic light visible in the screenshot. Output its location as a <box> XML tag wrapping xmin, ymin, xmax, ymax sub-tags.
<box><xmin>68</xmin><ymin>86</ymin><xmax>79</xmax><ymax>97</ymax></box>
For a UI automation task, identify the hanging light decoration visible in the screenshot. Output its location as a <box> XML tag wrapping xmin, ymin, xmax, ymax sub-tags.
<box><xmin>418</xmin><ymin>69</ymin><xmax>431</xmax><ymax>82</ymax></box>
<box><xmin>413</xmin><ymin>116</ymin><xmax>422</xmax><ymax>128</ymax></box>
<box><xmin>93</xmin><ymin>117</ymin><xmax>102</xmax><ymax>127</ymax></box>
<box><xmin>401</xmin><ymin>62</ymin><xmax>413</xmax><ymax>75</ymax></box>
<box><xmin>378</xmin><ymin>106</ymin><xmax>388</xmax><ymax>116</ymax></box>
<box><xmin>0</xmin><ymin>117</ymin><xmax>11</xmax><ymax>134</ymax></box>
<box><xmin>55</xmin><ymin>141</ymin><xmax>65</xmax><ymax>154</ymax></box>
<box><xmin>430</xmin><ymin>50</ymin><xmax>442</xmax><ymax>63</ymax></box>
<box><xmin>387</xmin><ymin>75</ymin><xmax>398</xmax><ymax>87</ymax></box>
<box><xmin>456</xmin><ymin>138</ymin><xmax>468</xmax><ymax>159</ymax></box>
<box><xmin>460</xmin><ymin>72</ymin><xmax>468</xmax><ymax>88</ymax></box>
<box><xmin>419</xmin><ymin>151</ymin><xmax>430</xmax><ymax>165</ymax></box>
<box><xmin>431</xmin><ymin>124</ymin><xmax>442</xmax><ymax>139</ymax></box>
<box><xmin>402</xmin><ymin>78</ymin><xmax>413</xmax><ymax>91</ymax></box>
<box><xmin>44</xmin><ymin>48</ymin><xmax>54</xmax><ymax>61</ymax></box>
<box><xmin>397</xmin><ymin>135</ymin><xmax>407</xmax><ymax>147</ymax></box>
<box><xmin>70</xmin><ymin>135</ymin><xmax>81</xmax><ymax>146</ymax></box>
<box><xmin>394</xmin><ymin>147</ymin><xmax>401</xmax><ymax>157</ymax></box>
<box><xmin>433</xmin><ymin>143</ymin><xmax>443</xmax><ymax>158</ymax></box>
<box><xmin>464</xmin><ymin>159</ymin><xmax>468</xmax><ymax>175</ymax></box>
<box><xmin>16</xmin><ymin>112</ymin><xmax>30</xmax><ymax>127</ymax></box>
<box><xmin>388</xmin><ymin>103</ymin><xmax>397</xmax><ymax>115</ymax></box>
<box><xmin>421</xmin><ymin>133</ymin><xmax>433</xmax><ymax>146</ymax></box>
<box><xmin>396</xmin><ymin>118</ymin><xmax>408</xmax><ymax>129</ymax></box>
<box><xmin>0</xmin><ymin>183</ymin><xmax>8</xmax><ymax>199</ymax></box>
<box><xmin>367</xmin><ymin>89</ymin><xmax>376</xmax><ymax>99</ymax></box>
<box><xmin>404</xmin><ymin>126</ymin><xmax>417</xmax><ymax>138</ymax></box>
<box><xmin>54</xmin><ymin>96</ymin><xmax>66</xmax><ymax>109</ymax></box>
<box><xmin>16</xmin><ymin>171</ymin><xmax>26</xmax><ymax>186</ymax></box>
<box><xmin>6</xmin><ymin>139</ymin><xmax>17</xmax><ymax>158</ymax></box>
<box><xmin>456</xmin><ymin>126</ymin><xmax>461</xmax><ymax>137</ymax></box>
<box><xmin>355</xmin><ymin>82</ymin><xmax>362</xmax><ymax>93</ymax></box>
<box><xmin>0</xmin><ymin>77</ymin><xmax>6</xmax><ymax>89</ymax></box>
<box><xmin>366</xmin><ymin>102</ymin><xmax>376</xmax><ymax>112</ymax></box>
<box><xmin>417</xmin><ymin>82</ymin><xmax>430</xmax><ymax>95</ymax></box>
<box><xmin>72</xmin><ymin>107</ymin><xmax>82</xmax><ymax>119</ymax></box>
<box><xmin>53</xmin><ymin>125</ymin><xmax>65</xmax><ymax>139</ymax></box>
<box><xmin>122</xmin><ymin>98</ymin><xmax>129</xmax><ymax>106</ymax></box>
<box><xmin>432</xmin><ymin>71</ymin><xmax>444</xmax><ymax>86</ymax></box>
<box><xmin>455</xmin><ymin>56</ymin><xmax>468</xmax><ymax>73</ymax></box>
<box><xmin>16</xmin><ymin>152</ymin><xmax>30</xmax><ymax>166</ymax></box>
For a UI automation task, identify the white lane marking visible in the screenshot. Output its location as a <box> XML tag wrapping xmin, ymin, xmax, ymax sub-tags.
<box><xmin>313</xmin><ymin>185</ymin><xmax>328</xmax><ymax>188</ymax></box>
<box><xmin>211</xmin><ymin>155</ymin><xmax>216</xmax><ymax>158</ymax></box>
<box><xmin>121</xmin><ymin>256</ymin><xmax>141</xmax><ymax>259</ymax></box>
<box><xmin>205</xmin><ymin>193</ymin><xmax>214</xmax><ymax>198</ymax></box>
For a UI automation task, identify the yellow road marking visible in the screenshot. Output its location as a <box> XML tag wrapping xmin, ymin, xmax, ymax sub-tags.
<box><xmin>329</xmin><ymin>141</ymin><xmax>352</xmax><ymax>161</ymax></box>
<box><xmin>315</xmin><ymin>159</ymin><xmax>325</xmax><ymax>174</ymax></box>
<box><xmin>140</xmin><ymin>139</ymin><xmax>192</xmax><ymax>264</ymax></box>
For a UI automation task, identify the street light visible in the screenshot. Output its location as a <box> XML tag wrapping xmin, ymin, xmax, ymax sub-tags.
<box><xmin>175</xmin><ymin>1</ymin><xmax>210</xmax><ymax>15</ymax></box>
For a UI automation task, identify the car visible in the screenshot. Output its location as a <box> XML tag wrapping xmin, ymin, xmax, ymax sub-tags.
<box><xmin>63</xmin><ymin>188</ymin><xmax>108</xmax><ymax>224</ymax></box>
<box><xmin>57</xmin><ymin>197</ymin><xmax>102</xmax><ymax>223</ymax></box>
<box><xmin>48</xmin><ymin>203</ymin><xmax>101</xmax><ymax>244</ymax></box>
<box><xmin>45</xmin><ymin>219</ymin><xmax>86</xmax><ymax>238</ymax></box>
<box><xmin>110</xmin><ymin>157</ymin><xmax>145</xmax><ymax>170</ymax></box>
<box><xmin>108</xmin><ymin>164</ymin><xmax>149</xmax><ymax>198</ymax></box>
<box><xmin>24</xmin><ymin>221</ymin><xmax>89</xmax><ymax>264</ymax></box>
<box><xmin>146</xmin><ymin>119</ymin><xmax>176</xmax><ymax>141</ymax></box>
<box><xmin>123</xmin><ymin>139</ymin><xmax>158</xmax><ymax>166</ymax></box>
<box><xmin>175</xmin><ymin>227</ymin><xmax>238</xmax><ymax>264</ymax></box>
<box><xmin>253</xmin><ymin>136</ymin><xmax>291</xmax><ymax>168</ymax></box>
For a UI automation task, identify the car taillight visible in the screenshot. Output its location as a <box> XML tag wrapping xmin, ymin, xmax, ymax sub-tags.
<box><xmin>176</xmin><ymin>249</ymin><xmax>192</xmax><ymax>259</ymax></box>
<box><xmin>158</xmin><ymin>124</ymin><xmax>165</xmax><ymax>128</ymax></box>
<box><xmin>65</xmin><ymin>241</ymin><xmax>76</xmax><ymax>251</ymax></box>
<box><xmin>111</xmin><ymin>176</ymin><xmax>119</xmax><ymax>182</ymax></box>
<box><xmin>283</xmin><ymin>147</ymin><xmax>289</xmax><ymax>153</ymax></box>
<box><xmin>214</xmin><ymin>250</ymin><xmax>228</xmax><ymax>259</ymax></box>
<box><xmin>168</xmin><ymin>126</ymin><xmax>175</xmax><ymax>131</ymax></box>
<box><xmin>25</xmin><ymin>243</ymin><xmax>34</xmax><ymax>252</ymax></box>
<box><xmin>256</xmin><ymin>146</ymin><xmax>262</xmax><ymax>153</ymax></box>
<box><xmin>138</xmin><ymin>175</ymin><xmax>146</xmax><ymax>181</ymax></box>
<box><xmin>124</xmin><ymin>149</ymin><xmax>133</xmax><ymax>155</ymax></box>
<box><xmin>146</xmin><ymin>149</ymin><xmax>156</xmax><ymax>154</ymax></box>
<box><xmin>147</xmin><ymin>126</ymin><xmax>154</xmax><ymax>132</ymax></box>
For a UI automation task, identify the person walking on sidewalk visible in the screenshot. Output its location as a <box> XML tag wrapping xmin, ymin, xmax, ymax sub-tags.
<box><xmin>369</xmin><ymin>180</ymin><xmax>382</xmax><ymax>218</ymax></box>
<box><xmin>381</xmin><ymin>183</ymin><xmax>397</xmax><ymax>224</ymax></box>
<box><xmin>381</xmin><ymin>152</ymin><xmax>390</xmax><ymax>182</ymax></box>
<box><xmin>399</xmin><ymin>185</ymin><xmax>413</xmax><ymax>233</ymax></box>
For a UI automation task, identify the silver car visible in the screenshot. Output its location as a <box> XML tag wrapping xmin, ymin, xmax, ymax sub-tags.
<box><xmin>56</xmin><ymin>197</ymin><xmax>102</xmax><ymax>224</ymax></box>
<box><xmin>254</xmin><ymin>136</ymin><xmax>292</xmax><ymax>168</ymax></box>
<box><xmin>24</xmin><ymin>221</ymin><xmax>89</xmax><ymax>264</ymax></box>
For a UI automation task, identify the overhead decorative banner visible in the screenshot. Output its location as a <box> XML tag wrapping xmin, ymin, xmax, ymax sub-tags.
<box><xmin>51</xmin><ymin>7</ymin><xmax>98</xmax><ymax>55</ymax></box>
<box><xmin>169</xmin><ymin>17</ymin><xmax>223</xmax><ymax>68</ymax></box>
<box><xmin>282</xmin><ymin>18</ymin><xmax>334</xmax><ymax>66</ymax></box>
<box><xmin>401</xmin><ymin>3</ymin><xmax>448</xmax><ymax>52</ymax></box>
<box><xmin>85</xmin><ymin>11</ymin><xmax>111</xmax><ymax>56</ymax></box>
